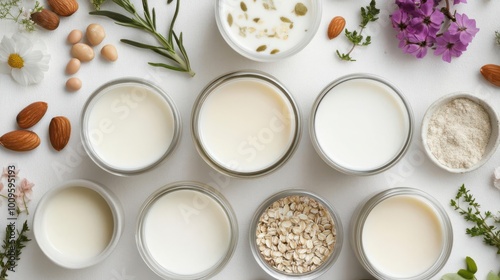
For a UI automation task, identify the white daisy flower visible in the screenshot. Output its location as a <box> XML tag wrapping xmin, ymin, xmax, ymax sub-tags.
<box><xmin>0</xmin><ymin>33</ymin><xmax>50</xmax><ymax>86</ymax></box>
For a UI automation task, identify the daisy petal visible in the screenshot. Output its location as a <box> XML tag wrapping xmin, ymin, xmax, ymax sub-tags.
<box><xmin>11</xmin><ymin>68</ymin><xmax>29</xmax><ymax>86</ymax></box>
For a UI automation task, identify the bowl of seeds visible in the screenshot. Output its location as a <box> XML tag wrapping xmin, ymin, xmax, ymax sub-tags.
<box><xmin>249</xmin><ymin>189</ymin><xmax>343</xmax><ymax>279</ymax></box>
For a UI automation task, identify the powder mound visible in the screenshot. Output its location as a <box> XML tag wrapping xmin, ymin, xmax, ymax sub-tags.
<box><xmin>426</xmin><ymin>98</ymin><xmax>491</xmax><ymax>169</ymax></box>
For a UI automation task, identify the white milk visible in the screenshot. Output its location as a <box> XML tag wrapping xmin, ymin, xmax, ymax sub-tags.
<box><xmin>314</xmin><ymin>79</ymin><xmax>410</xmax><ymax>171</ymax></box>
<box><xmin>42</xmin><ymin>187</ymin><xmax>114</xmax><ymax>263</ymax></box>
<box><xmin>198</xmin><ymin>78</ymin><xmax>296</xmax><ymax>173</ymax></box>
<box><xmin>86</xmin><ymin>84</ymin><xmax>175</xmax><ymax>171</ymax></box>
<box><xmin>143</xmin><ymin>189</ymin><xmax>231</xmax><ymax>275</ymax></box>
<box><xmin>221</xmin><ymin>0</ymin><xmax>314</xmax><ymax>55</ymax></box>
<box><xmin>362</xmin><ymin>195</ymin><xmax>444</xmax><ymax>278</ymax></box>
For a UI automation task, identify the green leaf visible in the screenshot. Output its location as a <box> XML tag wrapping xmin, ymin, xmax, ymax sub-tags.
<box><xmin>148</xmin><ymin>62</ymin><xmax>185</xmax><ymax>72</ymax></box>
<box><xmin>487</xmin><ymin>271</ymin><xmax>500</xmax><ymax>280</ymax></box>
<box><xmin>89</xmin><ymin>10</ymin><xmax>136</xmax><ymax>25</ymax></box>
<box><xmin>458</xmin><ymin>269</ymin><xmax>475</xmax><ymax>279</ymax></box>
<box><xmin>441</xmin><ymin>273</ymin><xmax>467</xmax><ymax>280</ymax></box>
<box><xmin>465</xmin><ymin>256</ymin><xmax>477</xmax><ymax>274</ymax></box>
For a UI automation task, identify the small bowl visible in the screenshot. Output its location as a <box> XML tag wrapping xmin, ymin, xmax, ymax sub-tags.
<box><xmin>215</xmin><ymin>0</ymin><xmax>322</xmax><ymax>61</ymax></box>
<box><xmin>33</xmin><ymin>179</ymin><xmax>123</xmax><ymax>269</ymax></box>
<box><xmin>249</xmin><ymin>189</ymin><xmax>343</xmax><ymax>280</ymax></box>
<box><xmin>421</xmin><ymin>92</ymin><xmax>500</xmax><ymax>173</ymax></box>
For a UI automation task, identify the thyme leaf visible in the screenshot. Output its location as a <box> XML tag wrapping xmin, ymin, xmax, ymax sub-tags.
<box><xmin>450</xmin><ymin>184</ymin><xmax>500</xmax><ymax>254</ymax></box>
<box><xmin>336</xmin><ymin>0</ymin><xmax>379</xmax><ymax>62</ymax></box>
<box><xmin>90</xmin><ymin>0</ymin><xmax>195</xmax><ymax>76</ymax></box>
<box><xmin>0</xmin><ymin>221</ymin><xmax>31</xmax><ymax>279</ymax></box>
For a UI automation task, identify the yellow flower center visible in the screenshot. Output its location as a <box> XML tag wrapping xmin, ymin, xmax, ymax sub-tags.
<box><xmin>8</xmin><ymin>54</ymin><xmax>24</xmax><ymax>69</ymax></box>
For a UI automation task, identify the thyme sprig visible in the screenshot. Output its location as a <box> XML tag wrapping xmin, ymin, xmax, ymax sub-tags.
<box><xmin>0</xmin><ymin>221</ymin><xmax>30</xmax><ymax>279</ymax></box>
<box><xmin>336</xmin><ymin>0</ymin><xmax>379</xmax><ymax>62</ymax></box>
<box><xmin>90</xmin><ymin>0</ymin><xmax>195</xmax><ymax>76</ymax></box>
<box><xmin>451</xmin><ymin>184</ymin><xmax>500</xmax><ymax>254</ymax></box>
<box><xmin>495</xmin><ymin>31</ymin><xmax>500</xmax><ymax>47</ymax></box>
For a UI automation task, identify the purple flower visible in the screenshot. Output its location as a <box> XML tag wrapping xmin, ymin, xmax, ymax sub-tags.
<box><xmin>454</xmin><ymin>0</ymin><xmax>467</xmax><ymax>4</ymax></box>
<box><xmin>391</xmin><ymin>9</ymin><xmax>411</xmax><ymax>32</ymax></box>
<box><xmin>410</xmin><ymin>0</ymin><xmax>444</xmax><ymax>36</ymax></box>
<box><xmin>434</xmin><ymin>32</ymin><xmax>467</xmax><ymax>62</ymax></box>
<box><xmin>448</xmin><ymin>13</ymin><xmax>479</xmax><ymax>44</ymax></box>
<box><xmin>395</xmin><ymin>0</ymin><xmax>417</xmax><ymax>12</ymax></box>
<box><xmin>402</xmin><ymin>32</ymin><xmax>433</xmax><ymax>58</ymax></box>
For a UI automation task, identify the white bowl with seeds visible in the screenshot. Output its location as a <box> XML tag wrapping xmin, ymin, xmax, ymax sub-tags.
<box><xmin>215</xmin><ymin>0</ymin><xmax>322</xmax><ymax>62</ymax></box>
<box><xmin>421</xmin><ymin>92</ymin><xmax>500</xmax><ymax>173</ymax></box>
<box><xmin>249</xmin><ymin>189</ymin><xmax>343</xmax><ymax>279</ymax></box>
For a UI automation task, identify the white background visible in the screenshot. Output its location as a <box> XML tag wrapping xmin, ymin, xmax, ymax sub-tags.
<box><xmin>1</xmin><ymin>0</ymin><xmax>500</xmax><ymax>279</ymax></box>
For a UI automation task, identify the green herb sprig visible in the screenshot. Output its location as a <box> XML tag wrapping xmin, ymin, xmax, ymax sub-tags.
<box><xmin>90</xmin><ymin>0</ymin><xmax>195</xmax><ymax>77</ymax></box>
<box><xmin>0</xmin><ymin>221</ymin><xmax>31</xmax><ymax>279</ymax></box>
<box><xmin>0</xmin><ymin>0</ymin><xmax>42</xmax><ymax>32</ymax></box>
<box><xmin>451</xmin><ymin>184</ymin><xmax>500</xmax><ymax>254</ymax></box>
<box><xmin>495</xmin><ymin>31</ymin><xmax>500</xmax><ymax>47</ymax></box>
<box><xmin>336</xmin><ymin>0</ymin><xmax>379</xmax><ymax>62</ymax></box>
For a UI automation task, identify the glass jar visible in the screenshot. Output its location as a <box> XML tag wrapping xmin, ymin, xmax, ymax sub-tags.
<box><xmin>192</xmin><ymin>70</ymin><xmax>301</xmax><ymax>178</ymax></box>
<box><xmin>249</xmin><ymin>189</ymin><xmax>343</xmax><ymax>280</ymax></box>
<box><xmin>136</xmin><ymin>181</ymin><xmax>238</xmax><ymax>280</ymax></box>
<box><xmin>350</xmin><ymin>187</ymin><xmax>453</xmax><ymax>280</ymax></box>
<box><xmin>33</xmin><ymin>179</ymin><xmax>124</xmax><ymax>269</ymax></box>
<box><xmin>81</xmin><ymin>78</ymin><xmax>181</xmax><ymax>176</ymax></box>
<box><xmin>215</xmin><ymin>0</ymin><xmax>322</xmax><ymax>61</ymax></box>
<box><xmin>310</xmin><ymin>73</ymin><xmax>414</xmax><ymax>175</ymax></box>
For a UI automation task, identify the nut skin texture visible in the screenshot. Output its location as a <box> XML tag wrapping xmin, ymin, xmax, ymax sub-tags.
<box><xmin>31</xmin><ymin>9</ymin><xmax>60</xmax><ymax>30</ymax></box>
<box><xmin>86</xmin><ymin>23</ymin><xmax>106</xmax><ymax>46</ymax></box>
<box><xmin>71</xmin><ymin>43</ymin><xmax>95</xmax><ymax>62</ymax></box>
<box><xmin>16</xmin><ymin>101</ymin><xmax>48</xmax><ymax>129</ymax></box>
<box><xmin>65</xmin><ymin>77</ymin><xmax>82</xmax><ymax>92</ymax></box>
<box><xmin>480</xmin><ymin>64</ymin><xmax>500</xmax><ymax>87</ymax></box>
<box><xmin>101</xmin><ymin>44</ymin><xmax>118</xmax><ymax>62</ymax></box>
<box><xmin>48</xmin><ymin>0</ymin><xmax>78</xmax><ymax>16</ymax></box>
<box><xmin>327</xmin><ymin>16</ymin><xmax>346</xmax><ymax>40</ymax></box>
<box><xmin>49</xmin><ymin>116</ymin><xmax>71</xmax><ymax>151</ymax></box>
<box><xmin>0</xmin><ymin>130</ymin><xmax>41</xmax><ymax>152</ymax></box>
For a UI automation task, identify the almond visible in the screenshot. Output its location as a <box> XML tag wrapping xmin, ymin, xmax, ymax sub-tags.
<box><xmin>31</xmin><ymin>9</ymin><xmax>60</xmax><ymax>30</ymax></box>
<box><xmin>327</xmin><ymin>16</ymin><xmax>346</xmax><ymax>40</ymax></box>
<box><xmin>49</xmin><ymin>116</ymin><xmax>71</xmax><ymax>151</ymax></box>
<box><xmin>480</xmin><ymin>64</ymin><xmax>500</xmax><ymax>87</ymax></box>
<box><xmin>16</xmin><ymin>101</ymin><xmax>48</xmax><ymax>129</ymax></box>
<box><xmin>0</xmin><ymin>130</ymin><xmax>40</xmax><ymax>152</ymax></box>
<box><xmin>48</xmin><ymin>0</ymin><xmax>78</xmax><ymax>17</ymax></box>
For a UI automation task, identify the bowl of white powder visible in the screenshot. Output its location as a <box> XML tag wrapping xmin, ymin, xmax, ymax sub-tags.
<box><xmin>421</xmin><ymin>92</ymin><xmax>500</xmax><ymax>173</ymax></box>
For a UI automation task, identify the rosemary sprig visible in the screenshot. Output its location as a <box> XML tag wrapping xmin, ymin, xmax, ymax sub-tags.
<box><xmin>495</xmin><ymin>31</ymin><xmax>500</xmax><ymax>47</ymax></box>
<box><xmin>336</xmin><ymin>0</ymin><xmax>379</xmax><ymax>62</ymax></box>
<box><xmin>0</xmin><ymin>221</ymin><xmax>31</xmax><ymax>279</ymax></box>
<box><xmin>90</xmin><ymin>0</ymin><xmax>195</xmax><ymax>77</ymax></box>
<box><xmin>450</xmin><ymin>184</ymin><xmax>500</xmax><ymax>254</ymax></box>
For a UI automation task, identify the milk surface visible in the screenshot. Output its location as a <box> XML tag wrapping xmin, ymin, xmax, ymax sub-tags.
<box><xmin>314</xmin><ymin>79</ymin><xmax>410</xmax><ymax>171</ymax></box>
<box><xmin>86</xmin><ymin>84</ymin><xmax>175</xmax><ymax>171</ymax></box>
<box><xmin>362</xmin><ymin>195</ymin><xmax>444</xmax><ymax>278</ymax></box>
<box><xmin>143</xmin><ymin>190</ymin><xmax>231</xmax><ymax>275</ymax></box>
<box><xmin>42</xmin><ymin>187</ymin><xmax>114</xmax><ymax>263</ymax></box>
<box><xmin>198</xmin><ymin>78</ymin><xmax>295</xmax><ymax>173</ymax></box>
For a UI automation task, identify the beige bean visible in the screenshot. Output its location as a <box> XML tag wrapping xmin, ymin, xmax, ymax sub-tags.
<box><xmin>71</xmin><ymin>43</ymin><xmax>94</xmax><ymax>62</ymax></box>
<box><xmin>66</xmin><ymin>77</ymin><xmax>82</xmax><ymax>92</ymax></box>
<box><xmin>67</xmin><ymin>29</ymin><xmax>82</xmax><ymax>44</ymax></box>
<box><xmin>86</xmin><ymin>23</ymin><xmax>105</xmax><ymax>46</ymax></box>
<box><xmin>101</xmin><ymin>44</ymin><xmax>118</xmax><ymax>62</ymax></box>
<box><xmin>65</xmin><ymin>58</ymin><xmax>81</xmax><ymax>75</ymax></box>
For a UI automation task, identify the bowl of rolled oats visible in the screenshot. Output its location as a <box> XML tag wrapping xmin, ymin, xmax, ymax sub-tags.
<box><xmin>249</xmin><ymin>189</ymin><xmax>343</xmax><ymax>279</ymax></box>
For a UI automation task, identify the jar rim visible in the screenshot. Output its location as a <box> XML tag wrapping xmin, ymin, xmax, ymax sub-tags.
<box><xmin>350</xmin><ymin>187</ymin><xmax>453</xmax><ymax>280</ymax></box>
<box><xmin>310</xmin><ymin>73</ymin><xmax>414</xmax><ymax>176</ymax></box>
<box><xmin>80</xmin><ymin>77</ymin><xmax>181</xmax><ymax>176</ymax></box>
<box><xmin>136</xmin><ymin>181</ymin><xmax>239</xmax><ymax>280</ymax></box>
<box><xmin>249</xmin><ymin>189</ymin><xmax>344</xmax><ymax>280</ymax></box>
<box><xmin>191</xmin><ymin>70</ymin><xmax>302</xmax><ymax>178</ymax></box>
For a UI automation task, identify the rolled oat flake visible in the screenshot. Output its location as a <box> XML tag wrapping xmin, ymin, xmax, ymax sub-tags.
<box><xmin>427</xmin><ymin>98</ymin><xmax>491</xmax><ymax>169</ymax></box>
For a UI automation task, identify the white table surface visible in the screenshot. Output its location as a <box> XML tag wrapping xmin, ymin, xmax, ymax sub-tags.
<box><xmin>1</xmin><ymin>0</ymin><xmax>500</xmax><ymax>279</ymax></box>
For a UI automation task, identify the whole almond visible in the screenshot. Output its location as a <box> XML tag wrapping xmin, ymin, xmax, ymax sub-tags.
<box><xmin>31</xmin><ymin>9</ymin><xmax>60</xmax><ymax>30</ymax></box>
<box><xmin>48</xmin><ymin>0</ymin><xmax>78</xmax><ymax>17</ymax></box>
<box><xmin>480</xmin><ymin>64</ymin><xmax>500</xmax><ymax>87</ymax></box>
<box><xmin>328</xmin><ymin>16</ymin><xmax>346</xmax><ymax>40</ymax></box>
<box><xmin>0</xmin><ymin>130</ymin><xmax>40</xmax><ymax>152</ymax></box>
<box><xmin>49</xmin><ymin>116</ymin><xmax>71</xmax><ymax>151</ymax></box>
<box><xmin>16</xmin><ymin>101</ymin><xmax>48</xmax><ymax>129</ymax></box>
